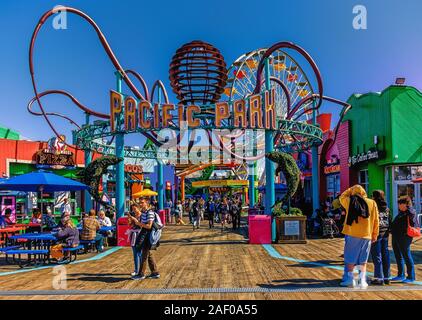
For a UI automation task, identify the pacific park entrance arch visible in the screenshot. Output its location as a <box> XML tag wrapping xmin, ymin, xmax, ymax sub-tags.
<box><xmin>27</xmin><ymin>6</ymin><xmax>351</xmax><ymax>240</ymax></box>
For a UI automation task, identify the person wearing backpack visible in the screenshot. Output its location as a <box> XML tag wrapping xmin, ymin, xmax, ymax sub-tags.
<box><xmin>339</xmin><ymin>185</ymin><xmax>379</xmax><ymax>289</ymax></box>
<box><xmin>370</xmin><ymin>190</ymin><xmax>392</xmax><ymax>285</ymax></box>
<box><xmin>129</xmin><ymin>197</ymin><xmax>160</xmax><ymax>280</ymax></box>
<box><xmin>390</xmin><ymin>197</ymin><xmax>417</xmax><ymax>283</ymax></box>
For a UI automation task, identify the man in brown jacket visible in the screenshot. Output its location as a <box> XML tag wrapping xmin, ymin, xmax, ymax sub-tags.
<box><xmin>81</xmin><ymin>209</ymin><xmax>103</xmax><ymax>252</ymax></box>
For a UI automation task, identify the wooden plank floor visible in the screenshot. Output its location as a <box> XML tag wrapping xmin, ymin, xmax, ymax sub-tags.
<box><xmin>1</xmin><ymin>219</ymin><xmax>422</xmax><ymax>300</ymax></box>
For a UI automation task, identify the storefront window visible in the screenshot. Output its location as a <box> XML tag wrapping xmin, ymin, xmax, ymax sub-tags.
<box><xmin>392</xmin><ymin>165</ymin><xmax>422</xmax><ymax>217</ymax></box>
<box><xmin>359</xmin><ymin>169</ymin><xmax>369</xmax><ymax>193</ymax></box>
<box><xmin>394</xmin><ymin>165</ymin><xmax>422</xmax><ymax>181</ymax></box>
<box><xmin>326</xmin><ymin>174</ymin><xmax>340</xmax><ymax>200</ymax></box>
<box><xmin>304</xmin><ymin>178</ymin><xmax>312</xmax><ymax>203</ymax></box>
<box><xmin>419</xmin><ymin>187</ymin><xmax>422</xmax><ymax>216</ymax></box>
<box><xmin>394</xmin><ymin>166</ymin><xmax>412</xmax><ymax>181</ymax></box>
<box><xmin>412</xmin><ymin>166</ymin><xmax>422</xmax><ymax>180</ymax></box>
<box><xmin>385</xmin><ymin>167</ymin><xmax>391</xmax><ymax>209</ymax></box>
<box><xmin>397</xmin><ymin>184</ymin><xmax>415</xmax><ymax>204</ymax></box>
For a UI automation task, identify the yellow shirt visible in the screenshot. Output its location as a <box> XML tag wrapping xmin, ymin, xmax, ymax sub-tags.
<box><xmin>339</xmin><ymin>185</ymin><xmax>379</xmax><ymax>241</ymax></box>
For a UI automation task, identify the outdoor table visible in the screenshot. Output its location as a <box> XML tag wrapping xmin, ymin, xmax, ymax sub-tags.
<box><xmin>77</xmin><ymin>226</ymin><xmax>115</xmax><ymax>233</ymax></box>
<box><xmin>0</xmin><ymin>227</ymin><xmax>26</xmax><ymax>245</ymax></box>
<box><xmin>77</xmin><ymin>226</ymin><xmax>115</xmax><ymax>248</ymax></box>
<box><xmin>13</xmin><ymin>223</ymin><xmax>41</xmax><ymax>228</ymax></box>
<box><xmin>99</xmin><ymin>226</ymin><xmax>115</xmax><ymax>233</ymax></box>
<box><xmin>0</xmin><ymin>227</ymin><xmax>26</xmax><ymax>233</ymax></box>
<box><xmin>10</xmin><ymin>233</ymin><xmax>57</xmax><ymax>242</ymax></box>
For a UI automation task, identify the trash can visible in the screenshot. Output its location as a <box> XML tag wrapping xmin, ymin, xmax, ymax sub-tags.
<box><xmin>158</xmin><ymin>209</ymin><xmax>166</xmax><ymax>226</ymax></box>
<box><xmin>248</xmin><ymin>215</ymin><xmax>271</xmax><ymax>244</ymax></box>
<box><xmin>117</xmin><ymin>217</ymin><xmax>130</xmax><ymax>246</ymax></box>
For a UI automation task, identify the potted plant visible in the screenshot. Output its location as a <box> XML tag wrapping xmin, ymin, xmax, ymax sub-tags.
<box><xmin>273</xmin><ymin>202</ymin><xmax>307</xmax><ymax>244</ymax></box>
<box><xmin>266</xmin><ymin>151</ymin><xmax>307</xmax><ymax>243</ymax></box>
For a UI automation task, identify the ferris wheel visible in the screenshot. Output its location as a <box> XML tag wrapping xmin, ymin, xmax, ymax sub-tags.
<box><xmin>221</xmin><ymin>48</ymin><xmax>318</xmax><ymax>183</ymax></box>
<box><xmin>225</xmin><ymin>48</ymin><xmax>315</xmax><ymax>123</ymax></box>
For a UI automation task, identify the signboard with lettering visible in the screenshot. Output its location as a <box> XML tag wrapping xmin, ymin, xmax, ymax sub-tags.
<box><xmin>284</xmin><ymin>220</ymin><xmax>300</xmax><ymax>236</ymax></box>
<box><xmin>124</xmin><ymin>164</ymin><xmax>143</xmax><ymax>173</ymax></box>
<box><xmin>324</xmin><ymin>164</ymin><xmax>341</xmax><ymax>175</ymax></box>
<box><xmin>124</xmin><ymin>158</ymin><xmax>155</xmax><ymax>173</ymax></box>
<box><xmin>36</xmin><ymin>136</ymin><xmax>75</xmax><ymax>169</ymax></box>
<box><xmin>348</xmin><ymin>149</ymin><xmax>384</xmax><ymax>167</ymax></box>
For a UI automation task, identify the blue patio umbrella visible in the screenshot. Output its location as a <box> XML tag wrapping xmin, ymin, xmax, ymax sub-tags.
<box><xmin>0</xmin><ymin>170</ymin><xmax>89</xmax><ymax>231</ymax></box>
<box><xmin>0</xmin><ymin>170</ymin><xmax>88</xmax><ymax>192</ymax></box>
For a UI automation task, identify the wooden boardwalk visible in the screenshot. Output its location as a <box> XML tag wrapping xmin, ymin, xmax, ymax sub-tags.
<box><xmin>1</xmin><ymin>220</ymin><xmax>422</xmax><ymax>300</ymax></box>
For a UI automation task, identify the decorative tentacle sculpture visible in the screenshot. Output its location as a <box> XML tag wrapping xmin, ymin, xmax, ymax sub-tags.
<box><xmin>76</xmin><ymin>155</ymin><xmax>123</xmax><ymax>210</ymax></box>
<box><xmin>266</xmin><ymin>151</ymin><xmax>301</xmax><ymax>205</ymax></box>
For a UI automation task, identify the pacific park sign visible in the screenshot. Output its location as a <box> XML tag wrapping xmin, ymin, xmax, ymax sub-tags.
<box><xmin>109</xmin><ymin>89</ymin><xmax>277</xmax><ymax>133</ymax></box>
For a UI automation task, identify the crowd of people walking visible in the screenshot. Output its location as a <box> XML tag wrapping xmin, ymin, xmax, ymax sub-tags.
<box><xmin>166</xmin><ymin>195</ymin><xmax>243</xmax><ymax>232</ymax></box>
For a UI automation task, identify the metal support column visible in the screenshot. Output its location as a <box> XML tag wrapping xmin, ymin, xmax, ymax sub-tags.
<box><xmin>248</xmin><ymin>162</ymin><xmax>255</xmax><ymax>207</ymax></box>
<box><xmin>115</xmin><ymin>72</ymin><xmax>125</xmax><ymax>219</ymax></box>
<box><xmin>264</xmin><ymin>59</ymin><xmax>276</xmax><ymax>241</ymax></box>
<box><xmin>180</xmin><ymin>176</ymin><xmax>185</xmax><ymax>203</ymax></box>
<box><xmin>311</xmin><ymin>102</ymin><xmax>320</xmax><ymax>215</ymax></box>
<box><xmin>84</xmin><ymin>113</ymin><xmax>92</xmax><ymax>212</ymax></box>
<box><xmin>157</xmin><ymin>86</ymin><xmax>164</xmax><ymax>211</ymax></box>
<box><xmin>157</xmin><ymin>161</ymin><xmax>164</xmax><ymax>210</ymax></box>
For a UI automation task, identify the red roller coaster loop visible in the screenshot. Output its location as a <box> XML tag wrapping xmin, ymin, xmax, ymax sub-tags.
<box><xmin>28</xmin><ymin>6</ymin><xmax>165</xmax><ymax>147</ymax></box>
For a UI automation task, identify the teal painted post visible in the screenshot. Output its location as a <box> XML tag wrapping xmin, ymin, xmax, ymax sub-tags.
<box><xmin>311</xmin><ymin>102</ymin><xmax>320</xmax><ymax>215</ymax></box>
<box><xmin>115</xmin><ymin>72</ymin><xmax>125</xmax><ymax>219</ymax></box>
<box><xmin>157</xmin><ymin>87</ymin><xmax>164</xmax><ymax>211</ymax></box>
<box><xmin>264</xmin><ymin>59</ymin><xmax>276</xmax><ymax>242</ymax></box>
<box><xmin>248</xmin><ymin>162</ymin><xmax>255</xmax><ymax>207</ymax></box>
<box><xmin>84</xmin><ymin>113</ymin><xmax>92</xmax><ymax>212</ymax></box>
<box><xmin>157</xmin><ymin>161</ymin><xmax>164</xmax><ymax>210</ymax></box>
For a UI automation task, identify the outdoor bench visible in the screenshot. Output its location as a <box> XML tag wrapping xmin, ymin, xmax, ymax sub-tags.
<box><xmin>5</xmin><ymin>249</ymin><xmax>49</xmax><ymax>255</ymax></box>
<box><xmin>63</xmin><ymin>245</ymin><xmax>84</xmax><ymax>252</ymax></box>
<box><xmin>0</xmin><ymin>245</ymin><xmax>22</xmax><ymax>252</ymax></box>
<box><xmin>53</xmin><ymin>245</ymin><xmax>85</xmax><ymax>264</ymax></box>
<box><xmin>4</xmin><ymin>249</ymin><xmax>50</xmax><ymax>268</ymax></box>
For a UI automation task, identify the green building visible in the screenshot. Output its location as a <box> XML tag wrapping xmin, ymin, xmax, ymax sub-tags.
<box><xmin>344</xmin><ymin>85</ymin><xmax>422</xmax><ymax>217</ymax></box>
<box><xmin>0</xmin><ymin>125</ymin><xmax>20</xmax><ymax>140</ymax></box>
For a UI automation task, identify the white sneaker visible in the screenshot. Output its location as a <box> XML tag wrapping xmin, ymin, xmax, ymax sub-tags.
<box><xmin>359</xmin><ymin>279</ymin><xmax>369</xmax><ymax>289</ymax></box>
<box><xmin>358</xmin><ymin>273</ymin><xmax>369</xmax><ymax>289</ymax></box>
<box><xmin>131</xmin><ymin>271</ymin><xmax>138</xmax><ymax>277</ymax></box>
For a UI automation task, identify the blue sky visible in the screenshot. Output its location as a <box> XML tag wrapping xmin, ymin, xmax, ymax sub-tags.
<box><xmin>1</xmin><ymin>0</ymin><xmax>422</xmax><ymax>145</ymax></box>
